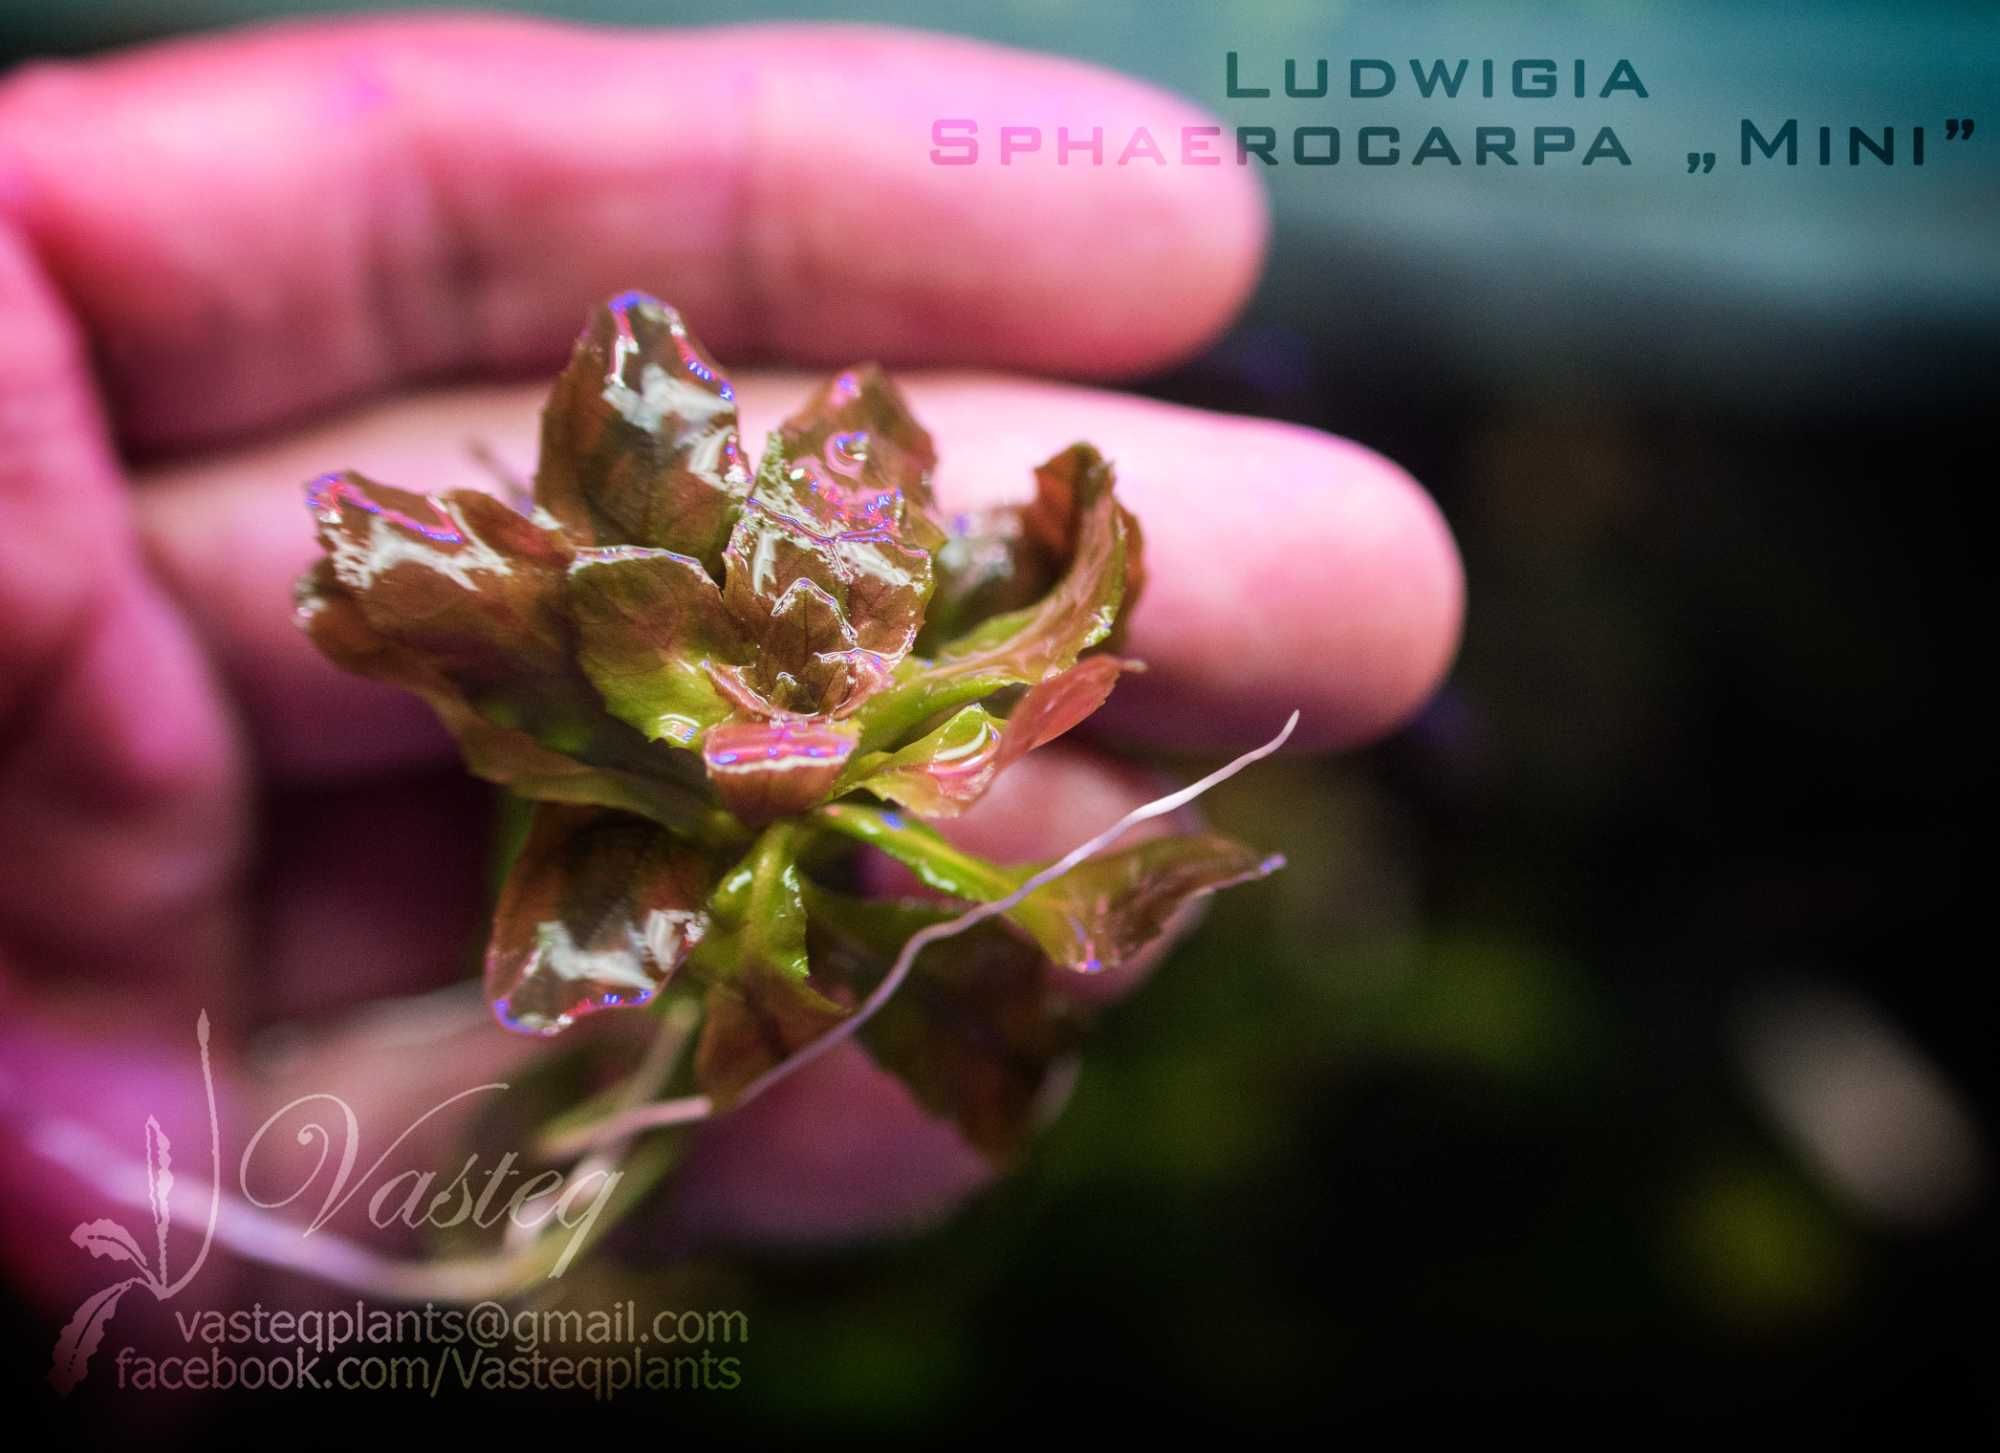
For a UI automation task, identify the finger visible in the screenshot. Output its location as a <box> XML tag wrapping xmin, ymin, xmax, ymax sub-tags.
<box><xmin>0</xmin><ymin>15</ymin><xmax>1266</xmax><ymax>452</ymax></box>
<box><xmin>0</xmin><ymin>993</ymin><xmax>605</xmax><ymax>1312</ymax></box>
<box><xmin>0</xmin><ymin>219</ymin><xmax>247</xmax><ymax>994</ymax></box>
<box><xmin>0</xmin><ymin>996</ymin><xmax>985</xmax><ymax>1293</ymax></box>
<box><xmin>832</xmin><ymin>374</ymin><xmax>1467</xmax><ymax>751</ymax></box>
<box><xmin>137</xmin><ymin>372</ymin><xmax>1462</xmax><ymax>777</ymax></box>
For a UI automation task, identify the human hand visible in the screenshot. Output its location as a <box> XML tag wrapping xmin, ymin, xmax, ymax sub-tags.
<box><xmin>0</xmin><ymin>16</ymin><xmax>1460</xmax><ymax>1299</ymax></box>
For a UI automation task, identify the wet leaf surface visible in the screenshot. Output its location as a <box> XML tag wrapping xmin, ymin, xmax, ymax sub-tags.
<box><xmin>487</xmin><ymin>804</ymin><xmax>714</xmax><ymax>1035</ymax></box>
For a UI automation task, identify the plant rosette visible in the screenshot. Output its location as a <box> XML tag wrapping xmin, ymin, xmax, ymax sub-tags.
<box><xmin>296</xmin><ymin>290</ymin><xmax>1288</xmax><ymax>1199</ymax></box>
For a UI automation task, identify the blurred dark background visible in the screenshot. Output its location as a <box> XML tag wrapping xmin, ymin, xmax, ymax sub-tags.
<box><xmin>6</xmin><ymin>0</ymin><xmax>1996</xmax><ymax>1441</ymax></box>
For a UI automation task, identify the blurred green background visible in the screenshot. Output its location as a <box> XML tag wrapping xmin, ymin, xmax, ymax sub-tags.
<box><xmin>6</xmin><ymin>1</ymin><xmax>1994</xmax><ymax>1439</ymax></box>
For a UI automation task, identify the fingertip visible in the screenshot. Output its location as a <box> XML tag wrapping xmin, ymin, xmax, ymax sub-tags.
<box><xmin>1096</xmin><ymin>417</ymin><xmax>1465</xmax><ymax>752</ymax></box>
<box><xmin>892</xmin><ymin>379</ymin><xmax>1463</xmax><ymax>753</ymax></box>
<box><xmin>747</xmin><ymin>26</ymin><xmax>1270</xmax><ymax>376</ymax></box>
<box><xmin>1290</xmin><ymin>431</ymin><xmax>1465</xmax><ymax>747</ymax></box>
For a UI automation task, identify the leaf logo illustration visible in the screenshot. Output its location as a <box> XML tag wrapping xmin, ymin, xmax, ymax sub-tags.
<box><xmin>47</xmin><ymin>1014</ymin><xmax>219</xmax><ymax>1397</ymax></box>
<box><xmin>48</xmin><ymin>1278</ymin><xmax>144</xmax><ymax>1397</ymax></box>
<box><xmin>69</xmin><ymin>1219</ymin><xmax>152</xmax><ymax>1273</ymax></box>
<box><xmin>146</xmin><ymin>1116</ymin><xmax>174</xmax><ymax>1286</ymax></box>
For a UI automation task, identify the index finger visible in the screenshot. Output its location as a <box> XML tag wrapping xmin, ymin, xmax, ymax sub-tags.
<box><xmin>137</xmin><ymin>371</ymin><xmax>1463</xmax><ymax>769</ymax></box>
<box><xmin>0</xmin><ymin>15</ymin><xmax>1267</xmax><ymax>452</ymax></box>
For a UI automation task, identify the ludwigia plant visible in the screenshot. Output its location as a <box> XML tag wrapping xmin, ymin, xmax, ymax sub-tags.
<box><xmin>295</xmin><ymin>292</ymin><xmax>1286</xmax><ymax>1265</ymax></box>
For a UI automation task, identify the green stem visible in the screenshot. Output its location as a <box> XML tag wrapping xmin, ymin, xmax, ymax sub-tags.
<box><xmin>812</xmin><ymin>801</ymin><xmax>1019</xmax><ymax>901</ymax></box>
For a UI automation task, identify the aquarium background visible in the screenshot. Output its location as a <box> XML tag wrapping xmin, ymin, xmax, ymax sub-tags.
<box><xmin>4</xmin><ymin>1</ymin><xmax>1994</xmax><ymax>1440</ymax></box>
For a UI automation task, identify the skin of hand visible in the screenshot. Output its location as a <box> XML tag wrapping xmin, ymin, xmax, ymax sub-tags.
<box><xmin>0</xmin><ymin>16</ymin><xmax>1462</xmax><ymax>1303</ymax></box>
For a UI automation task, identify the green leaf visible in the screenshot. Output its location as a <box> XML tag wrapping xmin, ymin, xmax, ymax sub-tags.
<box><xmin>533</xmin><ymin>292</ymin><xmax>750</xmax><ymax>572</ymax></box>
<box><xmin>835</xmin><ymin>704</ymin><xmax>1003</xmax><ymax>817</ymax></box>
<box><xmin>813</xmin><ymin>803</ymin><xmax>1018</xmax><ymax>901</ymax></box>
<box><xmin>567</xmin><ymin>546</ymin><xmax>746</xmax><ymax>747</ymax></box>
<box><xmin>830</xmin><ymin>655</ymin><xmax>1129</xmax><ymax>819</ymax></box>
<box><xmin>805</xmin><ymin>886</ymin><xmax>1088</xmax><ymax>1163</ymax></box>
<box><xmin>853</xmin><ymin>444</ymin><xmax>1140</xmax><ymax>751</ymax></box>
<box><xmin>687</xmin><ymin>823</ymin><xmax>852</xmax><ymax>1102</ymax></box>
<box><xmin>833</xmin><ymin>655</ymin><xmax>1134</xmax><ymax>819</ymax></box>
<box><xmin>485</xmin><ymin>804</ymin><xmax>714</xmax><ymax>1035</ymax></box>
